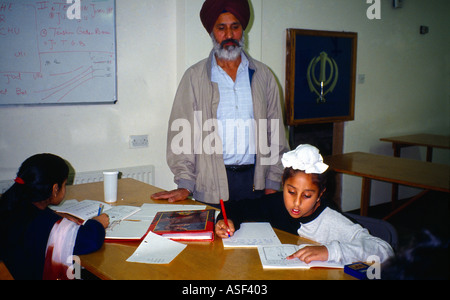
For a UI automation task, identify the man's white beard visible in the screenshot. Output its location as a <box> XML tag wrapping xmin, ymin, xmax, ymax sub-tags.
<box><xmin>211</xmin><ymin>32</ymin><xmax>245</xmax><ymax>61</ymax></box>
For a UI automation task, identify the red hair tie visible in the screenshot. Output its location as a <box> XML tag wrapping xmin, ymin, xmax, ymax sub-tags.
<box><xmin>14</xmin><ymin>177</ymin><xmax>25</xmax><ymax>185</ymax></box>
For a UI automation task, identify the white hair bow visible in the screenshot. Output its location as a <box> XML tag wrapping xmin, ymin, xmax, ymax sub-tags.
<box><xmin>281</xmin><ymin>144</ymin><xmax>329</xmax><ymax>174</ymax></box>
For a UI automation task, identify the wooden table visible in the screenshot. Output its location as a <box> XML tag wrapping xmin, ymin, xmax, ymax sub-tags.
<box><xmin>380</xmin><ymin>134</ymin><xmax>450</xmax><ymax>205</ymax></box>
<box><xmin>325</xmin><ymin>152</ymin><xmax>450</xmax><ymax>217</ymax></box>
<box><xmin>65</xmin><ymin>178</ymin><xmax>353</xmax><ymax>280</ymax></box>
<box><xmin>380</xmin><ymin>133</ymin><xmax>450</xmax><ymax>162</ymax></box>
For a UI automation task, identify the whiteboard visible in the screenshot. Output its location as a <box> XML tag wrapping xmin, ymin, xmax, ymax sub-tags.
<box><xmin>0</xmin><ymin>0</ymin><xmax>116</xmax><ymax>105</ymax></box>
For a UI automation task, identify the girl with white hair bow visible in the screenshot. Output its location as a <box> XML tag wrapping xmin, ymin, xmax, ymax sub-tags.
<box><xmin>216</xmin><ymin>144</ymin><xmax>394</xmax><ymax>265</ymax></box>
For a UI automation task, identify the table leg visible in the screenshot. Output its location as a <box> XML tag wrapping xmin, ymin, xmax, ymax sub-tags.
<box><xmin>392</xmin><ymin>143</ymin><xmax>401</xmax><ymax>157</ymax></box>
<box><xmin>360</xmin><ymin>177</ymin><xmax>371</xmax><ymax>216</ymax></box>
<box><xmin>391</xmin><ymin>143</ymin><xmax>401</xmax><ymax>208</ymax></box>
<box><xmin>426</xmin><ymin>146</ymin><xmax>433</xmax><ymax>162</ymax></box>
<box><xmin>383</xmin><ymin>190</ymin><xmax>429</xmax><ymax>220</ymax></box>
<box><xmin>391</xmin><ymin>183</ymin><xmax>398</xmax><ymax>209</ymax></box>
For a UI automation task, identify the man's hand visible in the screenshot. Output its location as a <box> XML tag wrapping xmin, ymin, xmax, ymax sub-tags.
<box><xmin>151</xmin><ymin>188</ymin><xmax>190</xmax><ymax>203</ymax></box>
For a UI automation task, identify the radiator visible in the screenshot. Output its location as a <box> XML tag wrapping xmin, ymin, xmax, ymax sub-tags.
<box><xmin>0</xmin><ymin>165</ymin><xmax>155</xmax><ymax>193</ymax></box>
<box><xmin>71</xmin><ymin>165</ymin><xmax>155</xmax><ymax>185</ymax></box>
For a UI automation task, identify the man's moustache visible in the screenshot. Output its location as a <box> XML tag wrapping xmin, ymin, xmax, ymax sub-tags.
<box><xmin>221</xmin><ymin>39</ymin><xmax>239</xmax><ymax>48</ymax></box>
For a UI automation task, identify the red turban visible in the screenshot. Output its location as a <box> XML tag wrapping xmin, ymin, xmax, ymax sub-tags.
<box><xmin>200</xmin><ymin>0</ymin><xmax>250</xmax><ymax>34</ymax></box>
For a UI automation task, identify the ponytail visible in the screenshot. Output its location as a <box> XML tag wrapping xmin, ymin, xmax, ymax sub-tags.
<box><xmin>0</xmin><ymin>154</ymin><xmax>69</xmax><ymax>214</ymax></box>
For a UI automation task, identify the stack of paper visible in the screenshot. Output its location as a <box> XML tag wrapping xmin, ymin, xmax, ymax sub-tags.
<box><xmin>106</xmin><ymin>203</ymin><xmax>207</xmax><ymax>240</ymax></box>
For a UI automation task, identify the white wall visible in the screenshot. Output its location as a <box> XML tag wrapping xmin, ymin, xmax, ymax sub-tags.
<box><xmin>1</xmin><ymin>0</ymin><xmax>448</xmax><ymax>211</ymax></box>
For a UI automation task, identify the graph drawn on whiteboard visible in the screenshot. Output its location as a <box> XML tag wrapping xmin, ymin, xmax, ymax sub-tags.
<box><xmin>0</xmin><ymin>0</ymin><xmax>117</xmax><ymax>105</ymax></box>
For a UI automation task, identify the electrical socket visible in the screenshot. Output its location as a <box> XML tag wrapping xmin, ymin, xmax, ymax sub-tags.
<box><xmin>393</xmin><ymin>0</ymin><xmax>403</xmax><ymax>8</ymax></box>
<box><xmin>358</xmin><ymin>74</ymin><xmax>366</xmax><ymax>84</ymax></box>
<box><xmin>420</xmin><ymin>26</ymin><xmax>429</xmax><ymax>35</ymax></box>
<box><xmin>129</xmin><ymin>135</ymin><xmax>149</xmax><ymax>148</ymax></box>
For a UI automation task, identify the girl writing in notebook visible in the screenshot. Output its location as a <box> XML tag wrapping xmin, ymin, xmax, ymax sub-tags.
<box><xmin>0</xmin><ymin>153</ymin><xmax>109</xmax><ymax>280</ymax></box>
<box><xmin>215</xmin><ymin>145</ymin><xmax>394</xmax><ymax>265</ymax></box>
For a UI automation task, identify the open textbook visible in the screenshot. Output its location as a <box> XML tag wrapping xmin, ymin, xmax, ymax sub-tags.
<box><xmin>257</xmin><ymin>244</ymin><xmax>343</xmax><ymax>269</ymax></box>
<box><xmin>50</xmin><ymin>199</ymin><xmax>140</xmax><ymax>224</ymax></box>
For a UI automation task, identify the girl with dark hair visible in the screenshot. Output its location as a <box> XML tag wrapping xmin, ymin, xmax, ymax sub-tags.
<box><xmin>215</xmin><ymin>145</ymin><xmax>394</xmax><ymax>265</ymax></box>
<box><xmin>0</xmin><ymin>154</ymin><xmax>109</xmax><ymax>280</ymax></box>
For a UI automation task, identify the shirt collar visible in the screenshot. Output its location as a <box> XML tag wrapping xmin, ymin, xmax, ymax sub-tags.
<box><xmin>297</xmin><ymin>202</ymin><xmax>328</xmax><ymax>224</ymax></box>
<box><xmin>207</xmin><ymin>50</ymin><xmax>256</xmax><ymax>81</ymax></box>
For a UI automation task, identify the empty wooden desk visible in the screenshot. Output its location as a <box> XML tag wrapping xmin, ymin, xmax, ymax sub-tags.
<box><xmin>325</xmin><ymin>152</ymin><xmax>450</xmax><ymax>216</ymax></box>
<box><xmin>380</xmin><ymin>133</ymin><xmax>450</xmax><ymax>162</ymax></box>
<box><xmin>380</xmin><ymin>134</ymin><xmax>450</xmax><ymax>205</ymax></box>
<box><xmin>65</xmin><ymin>179</ymin><xmax>353</xmax><ymax>280</ymax></box>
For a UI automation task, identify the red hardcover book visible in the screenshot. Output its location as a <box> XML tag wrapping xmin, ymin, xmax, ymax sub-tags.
<box><xmin>149</xmin><ymin>209</ymin><xmax>215</xmax><ymax>242</ymax></box>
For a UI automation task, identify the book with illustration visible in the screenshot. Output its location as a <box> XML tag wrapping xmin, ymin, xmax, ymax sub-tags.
<box><xmin>149</xmin><ymin>209</ymin><xmax>215</xmax><ymax>242</ymax></box>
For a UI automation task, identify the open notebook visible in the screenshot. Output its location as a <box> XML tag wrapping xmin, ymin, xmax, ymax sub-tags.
<box><xmin>50</xmin><ymin>199</ymin><xmax>140</xmax><ymax>224</ymax></box>
<box><xmin>257</xmin><ymin>244</ymin><xmax>343</xmax><ymax>269</ymax></box>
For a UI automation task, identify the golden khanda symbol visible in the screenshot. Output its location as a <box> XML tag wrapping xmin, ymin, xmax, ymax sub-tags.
<box><xmin>307</xmin><ymin>52</ymin><xmax>338</xmax><ymax>103</ymax></box>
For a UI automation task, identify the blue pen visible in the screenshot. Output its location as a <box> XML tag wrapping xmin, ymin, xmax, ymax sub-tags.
<box><xmin>98</xmin><ymin>204</ymin><xmax>103</xmax><ymax>216</ymax></box>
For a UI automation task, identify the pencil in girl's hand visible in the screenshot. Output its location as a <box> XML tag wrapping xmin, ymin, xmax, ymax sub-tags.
<box><xmin>220</xmin><ymin>199</ymin><xmax>231</xmax><ymax>238</ymax></box>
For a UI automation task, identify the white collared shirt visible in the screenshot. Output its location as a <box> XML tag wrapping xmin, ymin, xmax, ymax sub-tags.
<box><xmin>211</xmin><ymin>53</ymin><xmax>256</xmax><ymax>165</ymax></box>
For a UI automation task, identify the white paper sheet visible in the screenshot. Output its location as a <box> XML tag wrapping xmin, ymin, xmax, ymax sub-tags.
<box><xmin>126</xmin><ymin>232</ymin><xmax>187</xmax><ymax>264</ymax></box>
<box><xmin>132</xmin><ymin>203</ymin><xmax>207</xmax><ymax>221</ymax></box>
<box><xmin>106</xmin><ymin>205</ymin><xmax>141</xmax><ymax>223</ymax></box>
<box><xmin>105</xmin><ymin>219</ymin><xmax>152</xmax><ymax>240</ymax></box>
<box><xmin>222</xmin><ymin>222</ymin><xmax>281</xmax><ymax>248</ymax></box>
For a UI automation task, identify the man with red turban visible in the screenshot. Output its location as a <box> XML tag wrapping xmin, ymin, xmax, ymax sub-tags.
<box><xmin>199</xmin><ymin>0</ymin><xmax>251</xmax><ymax>34</ymax></box>
<box><xmin>152</xmin><ymin>0</ymin><xmax>289</xmax><ymax>207</ymax></box>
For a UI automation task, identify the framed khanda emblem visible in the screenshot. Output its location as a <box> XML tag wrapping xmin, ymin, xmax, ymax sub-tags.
<box><xmin>285</xmin><ymin>29</ymin><xmax>357</xmax><ymax>125</ymax></box>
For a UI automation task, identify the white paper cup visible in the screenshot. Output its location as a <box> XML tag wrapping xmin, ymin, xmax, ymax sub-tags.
<box><xmin>103</xmin><ymin>171</ymin><xmax>118</xmax><ymax>203</ymax></box>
